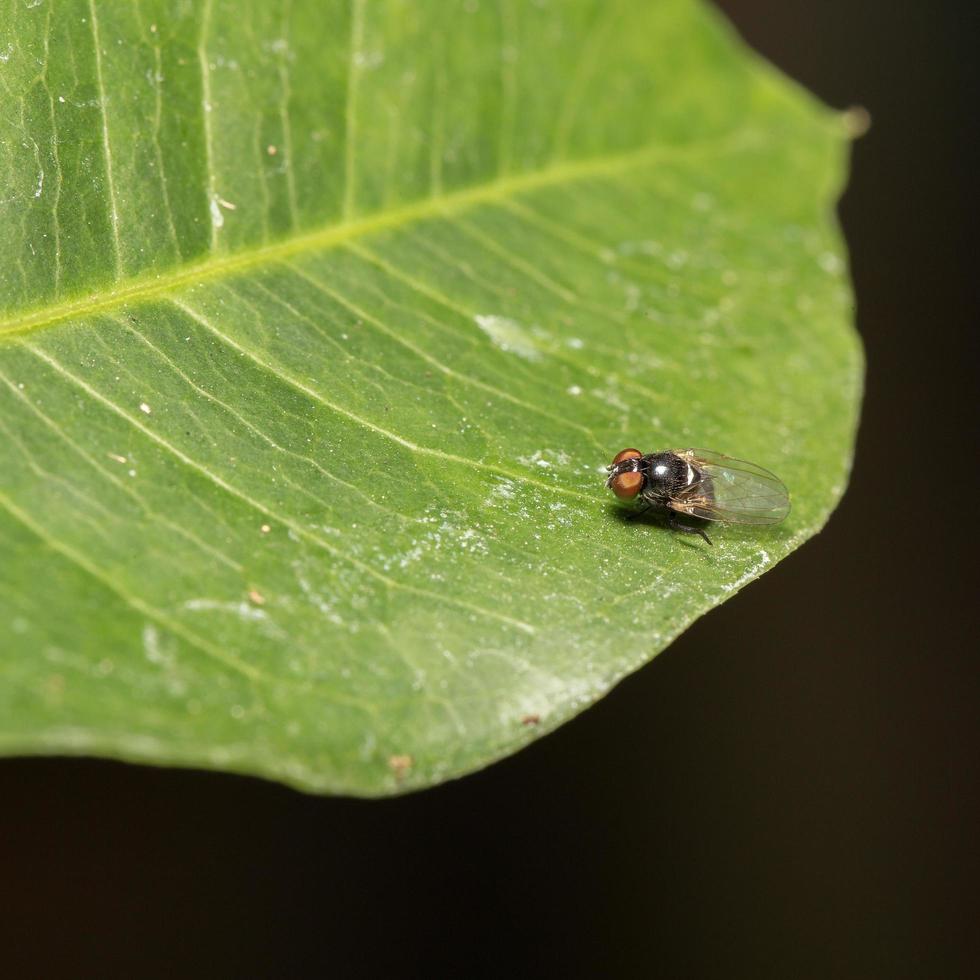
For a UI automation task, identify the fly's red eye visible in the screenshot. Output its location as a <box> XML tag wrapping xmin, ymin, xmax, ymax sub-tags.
<box><xmin>611</xmin><ymin>471</ymin><xmax>644</xmax><ymax>500</ymax></box>
<box><xmin>611</xmin><ymin>448</ymin><xmax>643</xmax><ymax>466</ymax></box>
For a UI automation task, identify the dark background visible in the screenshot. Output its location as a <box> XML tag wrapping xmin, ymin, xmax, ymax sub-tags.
<box><xmin>2</xmin><ymin>3</ymin><xmax>976</xmax><ymax>977</ymax></box>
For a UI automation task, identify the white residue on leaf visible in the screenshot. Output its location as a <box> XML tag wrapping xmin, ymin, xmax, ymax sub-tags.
<box><xmin>692</xmin><ymin>191</ymin><xmax>714</xmax><ymax>212</ymax></box>
<box><xmin>142</xmin><ymin>625</ymin><xmax>175</xmax><ymax>672</ymax></box>
<box><xmin>377</xmin><ymin>511</ymin><xmax>490</xmax><ymax>572</ymax></box>
<box><xmin>715</xmin><ymin>549</ymin><xmax>773</xmax><ymax>599</ymax></box>
<box><xmin>592</xmin><ymin>384</ymin><xmax>630</xmax><ymax>414</ymax></box>
<box><xmin>142</xmin><ymin>625</ymin><xmax>165</xmax><ymax>663</ymax></box>
<box><xmin>209</xmin><ymin>195</ymin><xmax>224</xmax><ymax>228</ymax></box>
<box><xmin>293</xmin><ymin>564</ymin><xmax>345</xmax><ymax>626</ymax></box>
<box><xmin>615</xmin><ymin>239</ymin><xmax>663</xmax><ymax>258</ymax></box>
<box><xmin>474</xmin><ymin>314</ymin><xmax>541</xmax><ymax>361</ymax></box>
<box><xmin>34</xmin><ymin>169</ymin><xmax>43</xmax><ymax>198</ymax></box>
<box><xmin>353</xmin><ymin>48</ymin><xmax>384</xmax><ymax>70</ymax></box>
<box><xmin>141</xmin><ymin>624</ymin><xmax>187</xmax><ymax>696</ymax></box>
<box><xmin>183</xmin><ymin>598</ymin><xmax>269</xmax><ymax>622</ymax></box>
<box><xmin>207</xmin><ymin>195</ymin><xmax>236</xmax><ymax>231</ymax></box>
<box><xmin>818</xmin><ymin>251</ymin><xmax>843</xmax><ymax>275</ymax></box>
<box><xmin>518</xmin><ymin>448</ymin><xmax>571</xmax><ymax>469</ymax></box>
<box><xmin>485</xmin><ymin>478</ymin><xmax>516</xmax><ymax>505</ymax></box>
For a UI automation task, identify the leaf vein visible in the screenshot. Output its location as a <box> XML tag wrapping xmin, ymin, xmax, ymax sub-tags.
<box><xmin>0</xmin><ymin>136</ymin><xmax>741</xmax><ymax>339</ymax></box>
<box><xmin>86</xmin><ymin>0</ymin><xmax>123</xmax><ymax>277</ymax></box>
<box><xmin>24</xmin><ymin>340</ymin><xmax>538</xmax><ymax>637</ymax></box>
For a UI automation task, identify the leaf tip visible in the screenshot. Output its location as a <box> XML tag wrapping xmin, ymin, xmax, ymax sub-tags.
<box><xmin>841</xmin><ymin>105</ymin><xmax>872</xmax><ymax>140</ymax></box>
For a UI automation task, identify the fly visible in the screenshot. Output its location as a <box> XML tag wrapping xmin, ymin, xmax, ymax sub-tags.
<box><xmin>605</xmin><ymin>447</ymin><xmax>790</xmax><ymax>545</ymax></box>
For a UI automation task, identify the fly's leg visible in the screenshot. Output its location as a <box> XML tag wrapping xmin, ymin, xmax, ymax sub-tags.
<box><xmin>667</xmin><ymin>512</ymin><xmax>712</xmax><ymax>546</ymax></box>
<box><xmin>623</xmin><ymin>500</ymin><xmax>655</xmax><ymax>522</ymax></box>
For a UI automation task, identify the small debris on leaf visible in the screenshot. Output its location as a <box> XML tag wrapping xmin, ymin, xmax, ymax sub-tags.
<box><xmin>388</xmin><ymin>754</ymin><xmax>413</xmax><ymax>780</ymax></box>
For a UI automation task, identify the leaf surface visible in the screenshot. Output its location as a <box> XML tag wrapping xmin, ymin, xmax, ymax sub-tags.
<box><xmin>0</xmin><ymin>0</ymin><xmax>861</xmax><ymax>794</ymax></box>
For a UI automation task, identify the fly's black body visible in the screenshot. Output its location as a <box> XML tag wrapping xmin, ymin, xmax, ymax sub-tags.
<box><xmin>605</xmin><ymin>447</ymin><xmax>790</xmax><ymax>546</ymax></box>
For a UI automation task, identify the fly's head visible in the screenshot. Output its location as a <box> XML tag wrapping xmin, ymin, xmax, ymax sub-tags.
<box><xmin>605</xmin><ymin>448</ymin><xmax>645</xmax><ymax>500</ymax></box>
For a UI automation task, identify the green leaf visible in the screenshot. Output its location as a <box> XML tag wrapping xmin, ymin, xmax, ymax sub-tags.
<box><xmin>0</xmin><ymin>0</ymin><xmax>861</xmax><ymax>795</ymax></box>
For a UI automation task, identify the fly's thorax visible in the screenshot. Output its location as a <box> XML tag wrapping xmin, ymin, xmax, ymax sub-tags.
<box><xmin>641</xmin><ymin>451</ymin><xmax>693</xmax><ymax>497</ymax></box>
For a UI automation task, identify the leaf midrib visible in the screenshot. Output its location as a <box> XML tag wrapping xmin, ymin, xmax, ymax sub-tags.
<box><xmin>0</xmin><ymin>133</ymin><xmax>748</xmax><ymax>341</ymax></box>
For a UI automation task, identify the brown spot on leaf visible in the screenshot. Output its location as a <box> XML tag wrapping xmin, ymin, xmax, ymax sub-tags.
<box><xmin>388</xmin><ymin>754</ymin><xmax>413</xmax><ymax>780</ymax></box>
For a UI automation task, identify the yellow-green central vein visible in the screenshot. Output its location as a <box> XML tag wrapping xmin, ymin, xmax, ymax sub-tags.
<box><xmin>0</xmin><ymin>133</ymin><xmax>751</xmax><ymax>341</ymax></box>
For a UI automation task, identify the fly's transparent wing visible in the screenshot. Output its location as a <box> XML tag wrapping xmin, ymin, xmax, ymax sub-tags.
<box><xmin>669</xmin><ymin>448</ymin><xmax>791</xmax><ymax>525</ymax></box>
